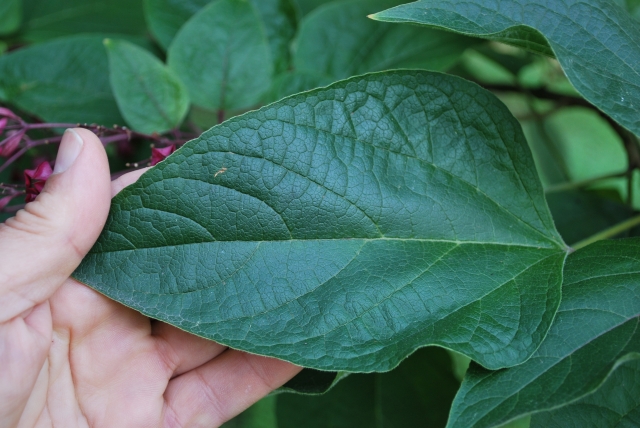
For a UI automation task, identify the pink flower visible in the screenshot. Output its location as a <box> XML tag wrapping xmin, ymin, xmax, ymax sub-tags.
<box><xmin>151</xmin><ymin>145</ymin><xmax>177</xmax><ymax>166</ymax></box>
<box><xmin>0</xmin><ymin>195</ymin><xmax>14</xmax><ymax>210</ymax></box>
<box><xmin>0</xmin><ymin>107</ymin><xmax>18</xmax><ymax>119</ymax></box>
<box><xmin>24</xmin><ymin>161</ymin><xmax>53</xmax><ymax>203</ymax></box>
<box><xmin>0</xmin><ymin>130</ymin><xmax>24</xmax><ymax>158</ymax></box>
<box><xmin>0</xmin><ymin>117</ymin><xmax>7</xmax><ymax>134</ymax></box>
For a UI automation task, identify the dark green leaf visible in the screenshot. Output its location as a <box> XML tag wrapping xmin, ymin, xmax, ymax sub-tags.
<box><xmin>20</xmin><ymin>0</ymin><xmax>146</xmax><ymax>42</ymax></box>
<box><xmin>146</xmin><ymin>0</ymin><xmax>296</xmax><ymax>73</ymax></box>
<box><xmin>448</xmin><ymin>238</ymin><xmax>640</xmax><ymax>428</ymax></box>
<box><xmin>74</xmin><ymin>70</ymin><xmax>567</xmax><ymax>372</ymax></box>
<box><xmin>372</xmin><ymin>0</ymin><xmax>640</xmax><ymax>137</ymax></box>
<box><xmin>0</xmin><ymin>35</ymin><xmax>123</xmax><ymax>125</ymax></box>
<box><xmin>0</xmin><ymin>0</ymin><xmax>21</xmax><ymax>35</ymax></box>
<box><xmin>531</xmin><ymin>359</ymin><xmax>640</xmax><ymax>428</ymax></box>
<box><xmin>167</xmin><ymin>0</ymin><xmax>273</xmax><ymax>112</ymax></box>
<box><xmin>105</xmin><ymin>39</ymin><xmax>189</xmax><ymax>134</ymax></box>
<box><xmin>277</xmin><ymin>347</ymin><xmax>460</xmax><ymax>428</ymax></box>
<box><xmin>294</xmin><ymin>0</ymin><xmax>473</xmax><ymax>80</ymax></box>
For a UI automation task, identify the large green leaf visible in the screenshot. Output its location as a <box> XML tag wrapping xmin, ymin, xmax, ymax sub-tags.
<box><xmin>0</xmin><ymin>0</ymin><xmax>21</xmax><ymax>35</ymax></box>
<box><xmin>146</xmin><ymin>0</ymin><xmax>296</xmax><ymax>73</ymax></box>
<box><xmin>372</xmin><ymin>0</ymin><xmax>640</xmax><ymax>138</ymax></box>
<box><xmin>277</xmin><ymin>347</ymin><xmax>460</xmax><ymax>428</ymax></box>
<box><xmin>277</xmin><ymin>0</ymin><xmax>473</xmax><ymax>98</ymax></box>
<box><xmin>74</xmin><ymin>70</ymin><xmax>567</xmax><ymax>372</ymax></box>
<box><xmin>167</xmin><ymin>0</ymin><xmax>273</xmax><ymax>112</ymax></box>
<box><xmin>447</xmin><ymin>238</ymin><xmax>640</xmax><ymax>428</ymax></box>
<box><xmin>0</xmin><ymin>35</ymin><xmax>123</xmax><ymax>126</ymax></box>
<box><xmin>105</xmin><ymin>39</ymin><xmax>189</xmax><ymax>134</ymax></box>
<box><xmin>531</xmin><ymin>359</ymin><xmax>640</xmax><ymax>428</ymax></box>
<box><xmin>20</xmin><ymin>0</ymin><xmax>146</xmax><ymax>42</ymax></box>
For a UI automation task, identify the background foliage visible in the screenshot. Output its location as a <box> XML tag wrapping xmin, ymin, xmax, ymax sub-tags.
<box><xmin>1</xmin><ymin>0</ymin><xmax>640</xmax><ymax>427</ymax></box>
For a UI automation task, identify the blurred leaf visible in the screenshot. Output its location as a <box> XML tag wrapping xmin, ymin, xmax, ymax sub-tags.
<box><xmin>167</xmin><ymin>0</ymin><xmax>272</xmax><ymax>112</ymax></box>
<box><xmin>294</xmin><ymin>0</ymin><xmax>473</xmax><ymax>81</ymax></box>
<box><xmin>447</xmin><ymin>350</ymin><xmax>471</xmax><ymax>382</ymax></box>
<box><xmin>222</xmin><ymin>396</ymin><xmax>278</xmax><ymax>428</ymax></box>
<box><xmin>269</xmin><ymin>70</ymin><xmax>332</xmax><ymax>100</ymax></box>
<box><xmin>74</xmin><ymin>70</ymin><xmax>567</xmax><ymax>372</ymax></box>
<box><xmin>0</xmin><ymin>35</ymin><xmax>123</xmax><ymax>125</ymax></box>
<box><xmin>546</xmin><ymin>108</ymin><xmax>626</xmax><ymax>182</ymax></box>
<box><xmin>457</xmin><ymin>49</ymin><xmax>517</xmax><ymax>85</ymax></box>
<box><xmin>546</xmin><ymin>189</ymin><xmax>632</xmax><ymax>246</ymax></box>
<box><xmin>0</xmin><ymin>0</ymin><xmax>21</xmax><ymax>35</ymax></box>
<box><xmin>278</xmin><ymin>347</ymin><xmax>460</xmax><ymax>428</ymax></box>
<box><xmin>530</xmin><ymin>359</ymin><xmax>640</xmax><ymax>428</ymax></box>
<box><xmin>105</xmin><ymin>39</ymin><xmax>189</xmax><ymax>134</ymax></box>
<box><xmin>146</xmin><ymin>0</ymin><xmax>296</xmax><ymax>73</ymax></box>
<box><xmin>20</xmin><ymin>0</ymin><xmax>146</xmax><ymax>42</ymax></box>
<box><xmin>251</xmin><ymin>0</ymin><xmax>297</xmax><ymax>74</ymax></box>
<box><xmin>291</xmin><ymin>0</ymin><xmax>332</xmax><ymax>16</ymax></box>
<box><xmin>144</xmin><ymin>0</ymin><xmax>210</xmax><ymax>49</ymax></box>
<box><xmin>448</xmin><ymin>239</ymin><xmax>640</xmax><ymax>428</ymax></box>
<box><xmin>372</xmin><ymin>0</ymin><xmax>640</xmax><ymax>138</ymax></box>
<box><xmin>522</xmin><ymin>107</ymin><xmax>626</xmax><ymax>188</ymax></box>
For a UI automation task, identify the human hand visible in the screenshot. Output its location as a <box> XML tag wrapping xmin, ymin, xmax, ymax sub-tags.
<box><xmin>0</xmin><ymin>129</ymin><xmax>301</xmax><ymax>428</ymax></box>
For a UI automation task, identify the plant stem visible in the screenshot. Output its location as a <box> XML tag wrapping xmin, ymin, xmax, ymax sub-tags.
<box><xmin>572</xmin><ymin>214</ymin><xmax>640</xmax><ymax>250</ymax></box>
<box><xmin>544</xmin><ymin>171</ymin><xmax>627</xmax><ymax>193</ymax></box>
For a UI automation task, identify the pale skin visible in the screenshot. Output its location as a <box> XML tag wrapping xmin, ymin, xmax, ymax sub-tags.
<box><xmin>0</xmin><ymin>128</ymin><xmax>301</xmax><ymax>428</ymax></box>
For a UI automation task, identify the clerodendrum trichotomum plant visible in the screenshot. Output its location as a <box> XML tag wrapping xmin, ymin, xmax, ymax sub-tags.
<box><xmin>1</xmin><ymin>0</ymin><xmax>640</xmax><ymax>426</ymax></box>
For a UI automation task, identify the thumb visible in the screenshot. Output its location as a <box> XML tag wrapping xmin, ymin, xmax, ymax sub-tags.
<box><xmin>0</xmin><ymin>128</ymin><xmax>111</xmax><ymax>323</ymax></box>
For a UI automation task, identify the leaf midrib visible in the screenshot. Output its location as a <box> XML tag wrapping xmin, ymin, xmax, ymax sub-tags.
<box><xmin>89</xmin><ymin>237</ymin><xmax>562</xmax><ymax>255</ymax></box>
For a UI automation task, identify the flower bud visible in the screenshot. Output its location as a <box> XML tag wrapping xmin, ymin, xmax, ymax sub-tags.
<box><xmin>151</xmin><ymin>144</ymin><xmax>177</xmax><ymax>166</ymax></box>
<box><xmin>24</xmin><ymin>161</ymin><xmax>53</xmax><ymax>202</ymax></box>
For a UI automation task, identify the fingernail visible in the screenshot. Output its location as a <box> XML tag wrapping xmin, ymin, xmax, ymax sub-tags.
<box><xmin>53</xmin><ymin>129</ymin><xmax>84</xmax><ymax>175</ymax></box>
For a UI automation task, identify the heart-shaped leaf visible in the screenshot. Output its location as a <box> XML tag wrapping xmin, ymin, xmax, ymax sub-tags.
<box><xmin>105</xmin><ymin>39</ymin><xmax>189</xmax><ymax>134</ymax></box>
<box><xmin>145</xmin><ymin>0</ymin><xmax>296</xmax><ymax>73</ymax></box>
<box><xmin>74</xmin><ymin>70</ymin><xmax>567</xmax><ymax>372</ymax></box>
<box><xmin>167</xmin><ymin>0</ymin><xmax>273</xmax><ymax>112</ymax></box>
<box><xmin>371</xmin><ymin>0</ymin><xmax>640</xmax><ymax>137</ymax></box>
<box><xmin>448</xmin><ymin>238</ymin><xmax>640</xmax><ymax>428</ymax></box>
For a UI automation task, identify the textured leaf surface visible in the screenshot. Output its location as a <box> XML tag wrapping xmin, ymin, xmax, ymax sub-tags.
<box><xmin>0</xmin><ymin>35</ymin><xmax>123</xmax><ymax>125</ymax></box>
<box><xmin>448</xmin><ymin>238</ymin><xmax>640</xmax><ymax>428</ymax></box>
<box><xmin>105</xmin><ymin>39</ymin><xmax>189</xmax><ymax>134</ymax></box>
<box><xmin>277</xmin><ymin>347</ymin><xmax>460</xmax><ymax>428</ymax></box>
<box><xmin>372</xmin><ymin>0</ymin><xmax>640</xmax><ymax>137</ymax></box>
<box><xmin>531</xmin><ymin>359</ymin><xmax>640</xmax><ymax>428</ymax></box>
<box><xmin>167</xmin><ymin>0</ymin><xmax>272</xmax><ymax>112</ymax></box>
<box><xmin>146</xmin><ymin>0</ymin><xmax>296</xmax><ymax>73</ymax></box>
<box><xmin>74</xmin><ymin>70</ymin><xmax>567</xmax><ymax>372</ymax></box>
